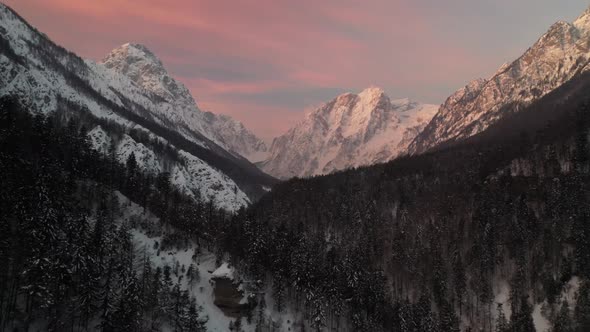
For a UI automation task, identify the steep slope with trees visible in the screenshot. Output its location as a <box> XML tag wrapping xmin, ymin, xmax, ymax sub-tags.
<box><xmin>0</xmin><ymin>97</ymin><xmax>214</xmax><ymax>331</ymax></box>
<box><xmin>217</xmin><ymin>71</ymin><xmax>590</xmax><ymax>331</ymax></box>
<box><xmin>0</xmin><ymin>96</ymin><xmax>314</xmax><ymax>332</ymax></box>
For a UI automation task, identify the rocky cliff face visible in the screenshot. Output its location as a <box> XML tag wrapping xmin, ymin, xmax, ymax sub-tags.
<box><xmin>101</xmin><ymin>43</ymin><xmax>267</xmax><ymax>161</ymax></box>
<box><xmin>261</xmin><ymin>87</ymin><xmax>438</xmax><ymax>179</ymax></box>
<box><xmin>409</xmin><ymin>7</ymin><xmax>590</xmax><ymax>154</ymax></box>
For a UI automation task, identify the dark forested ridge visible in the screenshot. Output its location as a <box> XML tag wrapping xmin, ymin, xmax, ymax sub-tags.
<box><xmin>212</xmin><ymin>72</ymin><xmax>590</xmax><ymax>331</ymax></box>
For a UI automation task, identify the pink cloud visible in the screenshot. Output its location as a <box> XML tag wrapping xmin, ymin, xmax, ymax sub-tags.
<box><xmin>196</xmin><ymin>98</ymin><xmax>302</xmax><ymax>140</ymax></box>
<box><xmin>3</xmin><ymin>0</ymin><xmax>510</xmax><ymax>138</ymax></box>
<box><xmin>180</xmin><ymin>77</ymin><xmax>289</xmax><ymax>95</ymax></box>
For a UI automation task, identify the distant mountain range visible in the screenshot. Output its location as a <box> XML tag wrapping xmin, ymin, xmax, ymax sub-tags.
<box><xmin>4</xmin><ymin>0</ymin><xmax>590</xmax><ymax>194</ymax></box>
<box><xmin>263</xmin><ymin>6</ymin><xmax>590</xmax><ymax>179</ymax></box>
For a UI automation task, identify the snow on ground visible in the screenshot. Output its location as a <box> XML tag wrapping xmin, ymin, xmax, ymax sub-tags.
<box><xmin>133</xmin><ymin>233</ymin><xmax>261</xmax><ymax>331</ymax></box>
<box><xmin>171</xmin><ymin>151</ymin><xmax>250</xmax><ymax>212</ymax></box>
<box><xmin>117</xmin><ymin>134</ymin><xmax>161</xmax><ymax>174</ymax></box>
<box><xmin>88</xmin><ymin>126</ymin><xmax>112</xmax><ymax>155</ymax></box>
<box><xmin>133</xmin><ymin>231</ymin><xmax>240</xmax><ymax>331</ymax></box>
<box><xmin>533</xmin><ymin>276</ymin><xmax>582</xmax><ymax>332</ymax></box>
<box><xmin>113</xmin><ymin>191</ymin><xmax>305</xmax><ymax>332</ymax></box>
<box><xmin>211</xmin><ymin>263</ymin><xmax>234</xmax><ymax>280</ymax></box>
<box><xmin>89</xmin><ymin>126</ymin><xmax>161</xmax><ymax>175</ymax></box>
<box><xmin>86</xmin><ymin>125</ymin><xmax>249</xmax><ymax>212</ymax></box>
<box><xmin>493</xmin><ymin>280</ymin><xmax>512</xmax><ymax>319</ymax></box>
<box><xmin>563</xmin><ymin>276</ymin><xmax>582</xmax><ymax>305</ymax></box>
<box><xmin>260</xmin><ymin>281</ymin><xmax>302</xmax><ymax>332</ymax></box>
<box><xmin>115</xmin><ymin>192</ymin><xmax>241</xmax><ymax>331</ymax></box>
<box><xmin>533</xmin><ymin>303</ymin><xmax>550</xmax><ymax>332</ymax></box>
<box><xmin>486</xmin><ymin>276</ymin><xmax>582</xmax><ymax>332</ymax></box>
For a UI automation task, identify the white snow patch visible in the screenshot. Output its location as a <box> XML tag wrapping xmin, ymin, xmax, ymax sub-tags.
<box><xmin>211</xmin><ymin>262</ymin><xmax>234</xmax><ymax>280</ymax></box>
<box><xmin>88</xmin><ymin>126</ymin><xmax>112</xmax><ymax>155</ymax></box>
<box><xmin>533</xmin><ymin>303</ymin><xmax>550</xmax><ymax>332</ymax></box>
<box><xmin>171</xmin><ymin>150</ymin><xmax>250</xmax><ymax>212</ymax></box>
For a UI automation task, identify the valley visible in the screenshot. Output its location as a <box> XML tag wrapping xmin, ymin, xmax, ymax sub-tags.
<box><xmin>3</xmin><ymin>2</ymin><xmax>590</xmax><ymax>332</ymax></box>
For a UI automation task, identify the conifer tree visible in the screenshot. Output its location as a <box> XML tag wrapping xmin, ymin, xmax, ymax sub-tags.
<box><xmin>256</xmin><ymin>295</ymin><xmax>266</xmax><ymax>332</ymax></box>
<box><xmin>574</xmin><ymin>280</ymin><xmax>590</xmax><ymax>332</ymax></box>
<box><xmin>495</xmin><ymin>303</ymin><xmax>509</xmax><ymax>332</ymax></box>
<box><xmin>510</xmin><ymin>297</ymin><xmax>535</xmax><ymax>332</ymax></box>
<box><xmin>554</xmin><ymin>299</ymin><xmax>573</xmax><ymax>332</ymax></box>
<box><xmin>111</xmin><ymin>271</ymin><xmax>142</xmax><ymax>332</ymax></box>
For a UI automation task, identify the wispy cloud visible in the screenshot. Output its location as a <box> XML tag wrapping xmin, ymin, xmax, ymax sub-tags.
<box><xmin>5</xmin><ymin>0</ymin><xmax>586</xmax><ymax>137</ymax></box>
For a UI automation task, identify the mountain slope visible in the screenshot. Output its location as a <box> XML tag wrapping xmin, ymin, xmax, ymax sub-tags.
<box><xmin>101</xmin><ymin>43</ymin><xmax>267</xmax><ymax>161</ymax></box>
<box><xmin>409</xmin><ymin>6</ymin><xmax>590</xmax><ymax>154</ymax></box>
<box><xmin>233</xmin><ymin>69</ymin><xmax>590</xmax><ymax>331</ymax></box>
<box><xmin>261</xmin><ymin>87</ymin><xmax>437</xmax><ymax>179</ymax></box>
<box><xmin>0</xmin><ymin>3</ymin><xmax>275</xmax><ymax>208</ymax></box>
<box><xmin>0</xmin><ymin>98</ymin><xmax>307</xmax><ymax>332</ymax></box>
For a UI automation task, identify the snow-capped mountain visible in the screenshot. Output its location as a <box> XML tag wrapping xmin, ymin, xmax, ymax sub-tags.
<box><xmin>409</xmin><ymin>5</ymin><xmax>590</xmax><ymax>155</ymax></box>
<box><xmin>0</xmin><ymin>3</ymin><xmax>275</xmax><ymax>210</ymax></box>
<box><xmin>261</xmin><ymin>87</ymin><xmax>438</xmax><ymax>179</ymax></box>
<box><xmin>101</xmin><ymin>43</ymin><xmax>267</xmax><ymax>161</ymax></box>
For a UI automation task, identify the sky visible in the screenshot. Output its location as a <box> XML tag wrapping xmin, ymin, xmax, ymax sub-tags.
<box><xmin>3</xmin><ymin>0</ymin><xmax>589</xmax><ymax>140</ymax></box>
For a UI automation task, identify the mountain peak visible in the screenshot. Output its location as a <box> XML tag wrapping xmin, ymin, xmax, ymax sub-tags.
<box><xmin>123</xmin><ymin>42</ymin><xmax>151</xmax><ymax>52</ymax></box>
<box><xmin>576</xmin><ymin>5</ymin><xmax>590</xmax><ymax>21</ymax></box>
<box><xmin>101</xmin><ymin>42</ymin><xmax>193</xmax><ymax>106</ymax></box>
<box><xmin>355</xmin><ymin>86</ymin><xmax>390</xmax><ymax>112</ymax></box>
<box><xmin>98</xmin><ymin>43</ymin><xmax>267</xmax><ymax>162</ymax></box>
<box><xmin>574</xmin><ymin>5</ymin><xmax>590</xmax><ymax>30</ymax></box>
<box><xmin>360</xmin><ymin>86</ymin><xmax>384</xmax><ymax>94</ymax></box>
<box><xmin>263</xmin><ymin>87</ymin><xmax>437</xmax><ymax>179</ymax></box>
<box><xmin>358</xmin><ymin>86</ymin><xmax>386</xmax><ymax>100</ymax></box>
<box><xmin>535</xmin><ymin>20</ymin><xmax>576</xmax><ymax>48</ymax></box>
<box><xmin>105</xmin><ymin>42</ymin><xmax>164</xmax><ymax>68</ymax></box>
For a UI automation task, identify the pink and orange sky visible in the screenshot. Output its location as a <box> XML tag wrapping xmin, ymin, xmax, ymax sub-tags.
<box><xmin>4</xmin><ymin>0</ymin><xmax>587</xmax><ymax>140</ymax></box>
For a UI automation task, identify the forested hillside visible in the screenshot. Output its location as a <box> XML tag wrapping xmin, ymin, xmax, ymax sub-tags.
<box><xmin>6</xmin><ymin>69</ymin><xmax>590</xmax><ymax>331</ymax></box>
<box><xmin>213</xmin><ymin>72</ymin><xmax>590</xmax><ymax>331</ymax></box>
<box><xmin>0</xmin><ymin>96</ymin><xmax>230</xmax><ymax>331</ymax></box>
<box><xmin>6</xmin><ymin>1</ymin><xmax>590</xmax><ymax>332</ymax></box>
<box><xmin>0</xmin><ymin>94</ymin><xmax>334</xmax><ymax>332</ymax></box>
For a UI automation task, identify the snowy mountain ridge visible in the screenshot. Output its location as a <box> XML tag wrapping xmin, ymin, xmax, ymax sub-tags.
<box><xmin>261</xmin><ymin>87</ymin><xmax>438</xmax><ymax>179</ymax></box>
<box><xmin>409</xmin><ymin>5</ymin><xmax>590</xmax><ymax>154</ymax></box>
<box><xmin>101</xmin><ymin>43</ymin><xmax>267</xmax><ymax>161</ymax></box>
<box><xmin>0</xmin><ymin>3</ymin><xmax>274</xmax><ymax>210</ymax></box>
